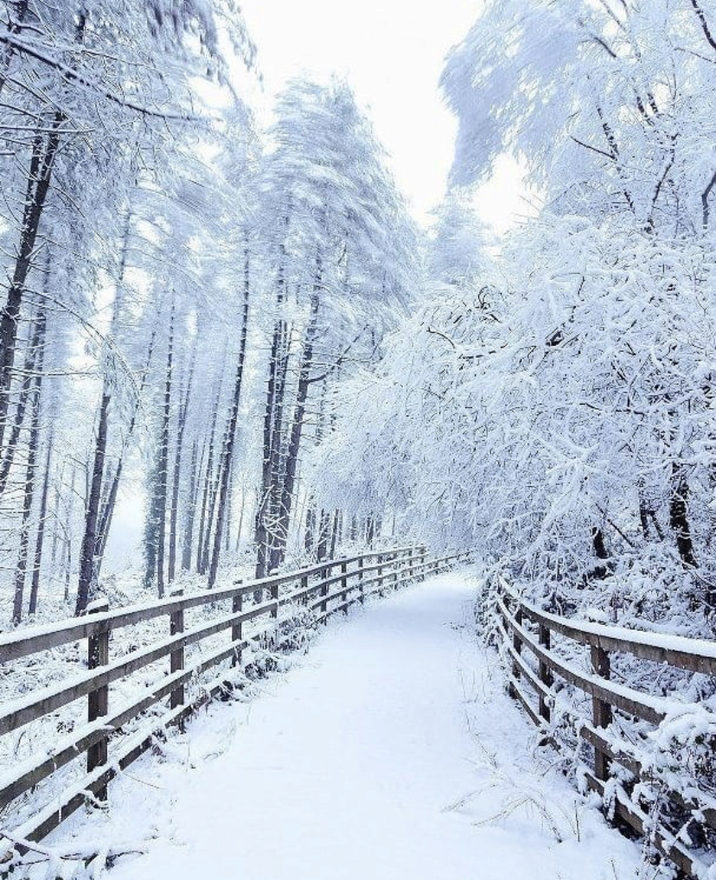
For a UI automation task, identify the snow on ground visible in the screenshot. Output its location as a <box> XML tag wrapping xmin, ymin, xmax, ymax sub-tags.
<box><xmin>45</xmin><ymin>573</ymin><xmax>651</xmax><ymax>880</ymax></box>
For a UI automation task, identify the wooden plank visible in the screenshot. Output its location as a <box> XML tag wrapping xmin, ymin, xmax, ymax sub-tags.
<box><xmin>0</xmin><ymin>614</ymin><xmax>281</xmax><ymax>821</ymax></box>
<box><xmin>507</xmin><ymin>674</ymin><xmax>542</xmax><ymax>727</ymax></box>
<box><xmin>498</xmin><ymin>597</ymin><xmax>668</xmax><ymax>724</ymax></box>
<box><xmin>0</xmin><ymin>596</ymin><xmax>283</xmax><ymax>735</ymax></box>
<box><xmin>500</xmin><ymin>646</ymin><xmax>716</xmax><ymax>834</ymax></box>
<box><xmin>500</xmin><ymin>580</ymin><xmax>716</xmax><ymax>676</ymax></box>
<box><xmin>583</xmin><ymin>771</ymin><xmax>706</xmax><ymax>878</ymax></box>
<box><xmin>0</xmin><ymin>548</ymin><xmax>422</xmax><ymax>662</ymax></box>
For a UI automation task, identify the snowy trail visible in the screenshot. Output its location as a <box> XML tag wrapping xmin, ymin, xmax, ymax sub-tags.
<box><xmin>51</xmin><ymin>574</ymin><xmax>644</xmax><ymax>880</ymax></box>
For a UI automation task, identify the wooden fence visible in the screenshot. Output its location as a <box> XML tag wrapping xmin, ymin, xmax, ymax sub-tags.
<box><xmin>0</xmin><ymin>546</ymin><xmax>469</xmax><ymax>865</ymax></box>
<box><xmin>494</xmin><ymin>578</ymin><xmax>716</xmax><ymax>878</ymax></box>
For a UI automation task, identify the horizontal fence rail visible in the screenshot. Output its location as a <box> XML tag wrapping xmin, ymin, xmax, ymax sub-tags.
<box><xmin>0</xmin><ymin>546</ymin><xmax>469</xmax><ymax>867</ymax></box>
<box><xmin>493</xmin><ymin>578</ymin><xmax>716</xmax><ymax>879</ymax></box>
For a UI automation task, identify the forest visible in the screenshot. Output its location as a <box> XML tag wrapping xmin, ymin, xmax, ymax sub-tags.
<box><xmin>0</xmin><ymin>0</ymin><xmax>712</xmax><ymax>639</ymax></box>
<box><xmin>0</xmin><ymin>0</ymin><xmax>419</xmax><ymax>629</ymax></box>
<box><xmin>0</xmin><ymin>0</ymin><xmax>715</xmax><ymax>638</ymax></box>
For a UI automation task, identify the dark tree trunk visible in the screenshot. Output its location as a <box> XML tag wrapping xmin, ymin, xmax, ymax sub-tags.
<box><xmin>224</xmin><ymin>457</ymin><xmax>234</xmax><ymax>554</ymax></box>
<box><xmin>168</xmin><ymin>342</ymin><xmax>196</xmax><ymax>583</ymax></box>
<box><xmin>208</xmin><ymin>248</ymin><xmax>250</xmax><ymax>589</ymax></box>
<box><xmin>265</xmin><ymin>323</ymin><xmax>291</xmax><ymax>574</ymax></box>
<box><xmin>670</xmin><ymin>463</ymin><xmax>697</xmax><ymax>568</ymax></box>
<box><xmin>76</xmin><ymin>211</ymin><xmax>133</xmax><ymax>612</ymax></box>
<box><xmin>95</xmin><ymin>328</ymin><xmax>156</xmax><ymax>564</ymax></box>
<box><xmin>366</xmin><ymin>515</ymin><xmax>375</xmax><ymax>547</ymax></box>
<box><xmin>329</xmin><ymin>509</ymin><xmax>341</xmax><ymax>559</ymax></box>
<box><xmin>234</xmin><ymin>485</ymin><xmax>246</xmax><ymax>553</ymax></box>
<box><xmin>0</xmin><ymin>119</ymin><xmax>61</xmax><ymax>454</ymax></box>
<box><xmin>200</xmin><ymin>449</ymin><xmax>223</xmax><ymax>574</ymax></box>
<box><xmin>0</xmin><ymin>13</ymin><xmax>88</xmax><ymax>448</ymax></box>
<box><xmin>0</xmin><ymin>310</ymin><xmax>41</xmax><ymax>496</ymax></box>
<box><xmin>196</xmin><ymin>375</ymin><xmax>224</xmax><ymax>575</ymax></box>
<box><xmin>181</xmin><ymin>439</ymin><xmax>199</xmax><ymax>571</ymax></box>
<box><xmin>317</xmin><ymin>509</ymin><xmax>330</xmax><ymax>561</ymax></box>
<box><xmin>590</xmin><ymin>526</ymin><xmax>609</xmax><ymax>580</ymax></box>
<box><xmin>274</xmin><ymin>288</ymin><xmax>320</xmax><ymax>568</ymax></box>
<box><xmin>304</xmin><ymin>504</ymin><xmax>315</xmax><ymax>555</ymax></box>
<box><xmin>61</xmin><ymin>466</ymin><xmax>77</xmax><ymax>602</ymax></box>
<box><xmin>255</xmin><ymin>243</ymin><xmax>289</xmax><ymax>578</ymax></box>
<box><xmin>12</xmin><ymin>309</ymin><xmax>45</xmax><ymax>624</ymax></box>
<box><xmin>155</xmin><ymin>307</ymin><xmax>175</xmax><ymax>598</ymax></box>
<box><xmin>76</xmin><ymin>389</ymin><xmax>109</xmax><ymax>615</ymax></box>
<box><xmin>28</xmin><ymin>429</ymin><xmax>52</xmax><ymax>615</ymax></box>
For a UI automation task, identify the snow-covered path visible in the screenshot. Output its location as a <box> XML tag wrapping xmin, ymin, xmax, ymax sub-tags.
<box><xmin>52</xmin><ymin>574</ymin><xmax>645</xmax><ymax>879</ymax></box>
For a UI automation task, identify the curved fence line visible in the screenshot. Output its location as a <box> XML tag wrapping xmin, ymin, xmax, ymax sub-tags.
<box><xmin>493</xmin><ymin>577</ymin><xmax>716</xmax><ymax>879</ymax></box>
<box><xmin>0</xmin><ymin>546</ymin><xmax>469</xmax><ymax>867</ymax></box>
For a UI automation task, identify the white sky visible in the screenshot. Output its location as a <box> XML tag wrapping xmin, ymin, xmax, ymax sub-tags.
<box><xmin>239</xmin><ymin>0</ymin><xmax>524</xmax><ymax>232</ymax></box>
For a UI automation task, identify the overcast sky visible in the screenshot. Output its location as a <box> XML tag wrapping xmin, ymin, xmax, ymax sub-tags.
<box><xmin>238</xmin><ymin>0</ymin><xmax>524</xmax><ymax>230</ymax></box>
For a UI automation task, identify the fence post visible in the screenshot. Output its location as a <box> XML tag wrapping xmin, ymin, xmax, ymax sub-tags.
<box><xmin>590</xmin><ymin>644</ymin><xmax>612</xmax><ymax>781</ymax></box>
<box><xmin>339</xmin><ymin>560</ymin><xmax>347</xmax><ymax>607</ymax></box>
<box><xmin>232</xmin><ymin>587</ymin><xmax>243</xmax><ymax>667</ymax></box>
<box><xmin>538</xmin><ymin>623</ymin><xmax>552</xmax><ymax>722</ymax></box>
<box><xmin>169</xmin><ymin>589</ymin><xmax>185</xmax><ymax>710</ymax></box>
<box><xmin>377</xmin><ymin>554</ymin><xmax>383</xmax><ymax>591</ymax></box>
<box><xmin>508</xmin><ymin>606</ymin><xmax>523</xmax><ymax>699</ymax></box>
<box><xmin>300</xmin><ymin>573</ymin><xmax>308</xmax><ymax>605</ymax></box>
<box><xmin>392</xmin><ymin>552</ymin><xmax>399</xmax><ymax>588</ymax></box>
<box><xmin>320</xmin><ymin>565</ymin><xmax>329</xmax><ymax>614</ymax></box>
<box><xmin>270</xmin><ymin>576</ymin><xmax>279</xmax><ymax>620</ymax></box>
<box><xmin>419</xmin><ymin>546</ymin><xmax>427</xmax><ymax>581</ymax></box>
<box><xmin>87</xmin><ymin>598</ymin><xmax>110</xmax><ymax>797</ymax></box>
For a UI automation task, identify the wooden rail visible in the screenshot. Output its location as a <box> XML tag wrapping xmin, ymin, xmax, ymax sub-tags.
<box><xmin>0</xmin><ymin>546</ymin><xmax>469</xmax><ymax>866</ymax></box>
<box><xmin>494</xmin><ymin>578</ymin><xmax>716</xmax><ymax>878</ymax></box>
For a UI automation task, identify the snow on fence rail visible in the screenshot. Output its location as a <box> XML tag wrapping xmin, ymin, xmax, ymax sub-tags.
<box><xmin>494</xmin><ymin>578</ymin><xmax>716</xmax><ymax>879</ymax></box>
<box><xmin>0</xmin><ymin>546</ymin><xmax>469</xmax><ymax>866</ymax></box>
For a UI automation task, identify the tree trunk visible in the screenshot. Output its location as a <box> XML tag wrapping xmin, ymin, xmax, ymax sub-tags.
<box><xmin>0</xmin><ymin>13</ymin><xmax>87</xmax><ymax>448</ymax></box>
<box><xmin>168</xmin><ymin>342</ymin><xmax>196</xmax><ymax>583</ymax></box>
<box><xmin>75</xmin><ymin>389</ymin><xmax>109</xmax><ymax>615</ymax></box>
<box><xmin>181</xmin><ymin>439</ymin><xmax>199</xmax><ymax>571</ymax></box>
<box><xmin>12</xmin><ymin>309</ymin><xmax>45</xmax><ymax>624</ymax></box>
<box><xmin>304</xmin><ymin>503</ymin><xmax>315</xmax><ymax>555</ymax></box>
<box><xmin>208</xmin><ymin>248</ymin><xmax>250</xmax><ymax>589</ymax></box>
<box><xmin>317</xmin><ymin>509</ymin><xmax>330</xmax><ymax>561</ymax></box>
<box><xmin>196</xmin><ymin>374</ymin><xmax>224</xmax><ymax>574</ymax></box>
<box><xmin>274</xmin><ymin>288</ymin><xmax>320</xmax><ymax>567</ymax></box>
<box><xmin>255</xmin><ymin>243</ymin><xmax>289</xmax><ymax>578</ymax></box>
<box><xmin>28</xmin><ymin>429</ymin><xmax>52</xmax><ymax>615</ymax></box>
<box><xmin>95</xmin><ymin>325</ymin><xmax>156</xmax><ymax>564</ymax></box>
<box><xmin>0</xmin><ymin>310</ymin><xmax>41</xmax><ymax>496</ymax></box>
<box><xmin>329</xmin><ymin>509</ymin><xmax>341</xmax><ymax>559</ymax></box>
<box><xmin>234</xmin><ymin>485</ymin><xmax>246</xmax><ymax>553</ymax></box>
<box><xmin>670</xmin><ymin>463</ymin><xmax>697</xmax><ymax>568</ymax></box>
<box><xmin>155</xmin><ymin>306</ymin><xmax>175</xmax><ymax>598</ymax></box>
<box><xmin>0</xmin><ymin>111</ymin><xmax>64</xmax><ymax>454</ymax></box>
